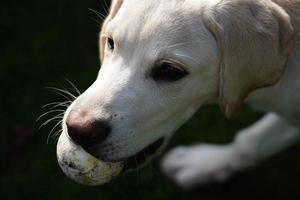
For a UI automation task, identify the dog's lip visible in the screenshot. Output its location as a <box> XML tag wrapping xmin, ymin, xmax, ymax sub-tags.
<box><xmin>83</xmin><ymin>137</ymin><xmax>165</xmax><ymax>171</ymax></box>
<box><xmin>122</xmin><ymin>137</ymin><xmax>165</xmax><ymax>172</ymax></box>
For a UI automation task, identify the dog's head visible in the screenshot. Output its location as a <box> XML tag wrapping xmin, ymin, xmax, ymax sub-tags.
<box><xmin>62</xmin><ymin>0</ymin><xmax>220</xmax><ymax>171</ymax></box>
<box><xmin>59</xmin><ymin>0</ymin><xmax>293</xmax><ymax>176</ymax></box>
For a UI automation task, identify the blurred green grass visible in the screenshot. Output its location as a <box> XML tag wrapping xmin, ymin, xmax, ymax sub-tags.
<box><xmin>1</xmin><ymin>0</ymin><xmax>300</xmax><ymax>199</ymax></box>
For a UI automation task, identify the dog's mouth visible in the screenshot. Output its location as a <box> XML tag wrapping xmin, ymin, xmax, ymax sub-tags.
<box><xmin>83</xmin><ymin>137</ymin><xmax>165</xmax><ymax>172</ymax></box>
<box><xmin>122</xmin><ymin>137</ymin><xmax>165</xmax><ymax>172</ymax></box>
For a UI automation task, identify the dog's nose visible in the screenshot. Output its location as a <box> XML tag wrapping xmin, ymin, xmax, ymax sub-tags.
<box><xmin>66</xmin><ymin>110</ymin><xmax>111</xmax><ymax>148</ymax></box>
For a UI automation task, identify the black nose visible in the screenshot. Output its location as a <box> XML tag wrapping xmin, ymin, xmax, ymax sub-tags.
<box><xmin>66</xmin><ymin>110</ymin><xmax>111</xmax><ymax>148</ymax></box>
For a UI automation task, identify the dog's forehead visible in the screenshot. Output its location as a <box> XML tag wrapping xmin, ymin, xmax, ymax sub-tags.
<box><xmin>102</xmin><ymin>0</ymin><xmax>217</xmax><ymax>70</ymax></box>
<box><xmin>106</xmin><ymin>0</ymin><xmax>204</xmax><ymax>56</ymax></box>
<box><xmin>112</xmin><ymin>1</ymin><xmax>195</xmax><ymax>36</ymax></box>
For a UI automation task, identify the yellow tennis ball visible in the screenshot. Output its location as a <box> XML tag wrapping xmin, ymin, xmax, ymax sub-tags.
<box><xmin>57</xmin><ymin>133</ymin><xmax>124</xmax><ymax>186</ymax></box>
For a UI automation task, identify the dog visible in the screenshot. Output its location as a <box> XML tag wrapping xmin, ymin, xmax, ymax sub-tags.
<box><xmin>60</xmin><ymin>0</ymin><xmax>300</xmax><ymax>189</ymax></box>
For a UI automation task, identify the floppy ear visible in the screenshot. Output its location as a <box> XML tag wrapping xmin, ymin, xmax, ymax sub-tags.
<box><xmin>100</xmin><ymin>0</ymin><xmax>124</xmax><ymax>62</ymax></box>
<box><xmin>109</xmin><ymin>0</ymin><xmax>124</xmax><ymax>19</ymax></box>
<box><xmin>203</xmin><ymin>0</ymin><xmax>294</xmax><ymax>118</ymax></box>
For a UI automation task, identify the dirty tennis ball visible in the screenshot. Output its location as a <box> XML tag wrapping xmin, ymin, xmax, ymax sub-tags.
<box><xmin>57</xmin><ymin>133</ymin><xmax>124</xmax><ymax>186</ymax></box>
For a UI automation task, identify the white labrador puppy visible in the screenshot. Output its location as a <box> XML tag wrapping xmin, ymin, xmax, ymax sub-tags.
<box><xmin>60</xmin><ymin>0</ymin><xmax>300</xmax><ymax>189</ymax></box>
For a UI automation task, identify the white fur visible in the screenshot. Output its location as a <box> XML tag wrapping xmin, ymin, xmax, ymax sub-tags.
<box><xmin>60</xmin><ymin>0</ymin><xmax>300</xmax><ymax>189</ymax></box>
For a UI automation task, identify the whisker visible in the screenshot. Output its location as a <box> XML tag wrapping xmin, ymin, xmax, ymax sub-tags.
<box><xmin>90</xmin><ymin>17</ymin><xmax>102</xmax><ymax>26</ymax></box>
<box><xmin>103</xmin><ymin>0</ymin><xmax>110</xmax><ymax>15</ymax></box>
<box><xmin>53</xmin><ymin>131</ymin><xmax>62</xmax><ymax>143</ymax></box>
<box><xmin>47</xmin><ymin>120</ymin><xmax>63</xmax><ymax>144</ymax></box>
<box><xmin>50</xmin><ymin>120</ymin><xmax>63</xmax><ymax>137</ymax></box>
<box><xmin>51</xmin><ymin>128</ymin><xmax>63</xmax><ymax>143</ymax></box>
<box><xmin>88</xmin><ymin>8</ymin><xmax>106</xmax><ymax>20</ymax></box>
<box><xmin>42</xmin><ymin>101</ymin><xmax>67</xmax><ymax>108</ymax></box>
<box><xmin>39</xmin><ymin>115</ymin><xmax>64</xmax><ymax>129</ymax></box>
<box><xmin>53</xmin><ymin>129</ymin><xmax>62</xmax><ymax>138</ymax></box>
<box><xmin>46</xmin><ymin>89</ymin><xmax>73</xmax><ymax>101</ymax></box>
<box><xmin>46</xmin><ymin>87</ymin><xmax>77</xmax><ymax>100</ymax></box>
<box><xmin>40</xmin><ymin>83</ymin><xmax>75</xmax><ymax>143</ymax></box>
<box><xmin>36</xmin><ymin>109</ymin><xmax>65</xmax><ymax>122</ymax></box>
<box><xmin>48</xmin><ymin>101</ymin><xmax>71</xmax><ymax>110</ymax></box>
<box><xmin>66</xmin><ymin>79</ymin><xmax>81</xmax><ymax>96</ymax></box>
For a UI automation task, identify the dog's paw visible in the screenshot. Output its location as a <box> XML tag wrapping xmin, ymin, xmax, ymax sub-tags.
<box><xmin>161</xmin><ymin>144</ymin><xmax>239</xmax><ymax>189</ymax></box>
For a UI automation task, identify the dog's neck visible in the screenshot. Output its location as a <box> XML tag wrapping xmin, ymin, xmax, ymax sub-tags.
<box><xmin>246</xmin><ymin>45</ymin><xmax>300</xmax><ymax>124</ymax></box>
<box><xmin>245</xmin><ymin>0</ymin><xmax>300</xmax><ymax>124</ymax></box>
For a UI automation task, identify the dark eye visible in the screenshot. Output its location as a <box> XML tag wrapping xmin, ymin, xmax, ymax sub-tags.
<box><xmin>151</xmin><ymin>62</ymin><xmax>188</xmax><ymax>82</ymax></box>
<box><xmin>107</xmin><ymin>37</ymin><xmax>114</xmax><ymax>50</ymax></box>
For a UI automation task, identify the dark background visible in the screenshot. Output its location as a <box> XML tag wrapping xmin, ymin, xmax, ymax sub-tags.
<box><xmin>2</xmin><ymin>0</ymin><xmax>300</xmax><ymax>199</ymax></box>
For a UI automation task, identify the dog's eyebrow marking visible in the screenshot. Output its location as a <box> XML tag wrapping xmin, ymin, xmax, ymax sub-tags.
<box><xmin>164</xmin><ymin>42</ymin><xmax>187</xmax><ymax>50</ymax></box>
<box><xmin>101</xmin><ymin>33</ymin><xmax>110</xmax><ymax>38</ymax></box>
<box><xmin>101</xmin><ymin>31</ymin><xmax>114</xmax><ymax>39</ymax></box>
<box><xmin>172</xmin><ymin>52</ymin><xmax>198</xmax><ymax>64</ymax></box>
<box><xmin>159</xmin><ymin>58</ymin><xmax>185</xmax><ymax>67</ymax></box>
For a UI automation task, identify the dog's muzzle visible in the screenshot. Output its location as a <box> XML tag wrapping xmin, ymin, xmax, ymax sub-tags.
<box><xmin>57</xmin><ymin>108</ymin><xmax>165</xmax><ymax>185</ymax></box>
<box><xmin>57</xmin><ymin>131</ymin><xmax>165</xmax><ymax>185</ymax></box>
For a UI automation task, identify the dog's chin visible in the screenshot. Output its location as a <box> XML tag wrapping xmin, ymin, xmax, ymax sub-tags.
<box><xmin>86</xmin><ymin>137</ymin><xmax>166</xmax><ymax>173</ymax></box>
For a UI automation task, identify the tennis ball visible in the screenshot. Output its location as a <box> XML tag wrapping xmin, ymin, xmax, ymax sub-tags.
<box><xmin>57</xmin><ymin>133</ymin><xmax>124</xmax><ymax>186</ymax></box>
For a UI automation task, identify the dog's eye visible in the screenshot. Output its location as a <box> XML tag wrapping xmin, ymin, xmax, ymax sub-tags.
<box><xmin>151</xmin><ymin>62</ymin><xmax>188</xmax><ymax>82</ymax></box>
<box><xmin>107</xmin><ymin>37</ymin><xmax>114</xmax><ymax>50</ymax></box>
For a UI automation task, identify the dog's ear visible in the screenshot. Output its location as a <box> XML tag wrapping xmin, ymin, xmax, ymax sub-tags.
<box><xmin>100</xmin><ymin>0</ymin><xmax>124</xmax><ymax>62</ymax></box>
<box><xmin>203</xmin><ymin>0</ymin><xmax>294</xmax><ymax>118</ymax></box>
<box><xmin>109</xmin><ymin>0</ymin><xmax>124</xmax><ymax>19</ymax></box>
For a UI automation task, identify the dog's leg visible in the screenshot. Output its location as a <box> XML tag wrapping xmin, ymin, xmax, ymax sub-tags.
<box><xmin>161</xmin><ymin>113</ymin><xmax>300</xmax><ymax>189</ymax></box>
